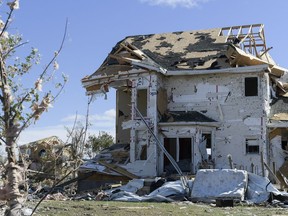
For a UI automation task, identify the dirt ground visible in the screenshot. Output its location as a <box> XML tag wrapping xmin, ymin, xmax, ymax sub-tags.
<box><xmin>16</xmin><ymin>200</ymin><xmax>288</xmax><ymax>216</ymax></box>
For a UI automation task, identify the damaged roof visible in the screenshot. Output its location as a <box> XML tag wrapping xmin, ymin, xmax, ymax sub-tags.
<box><xmin>91</xmin><ymin>27</ymin><xmax>230</xmax><ymax>78</ymax></box>
<box><xmin>82</xmin><ymin>24</ymin><xmax>288</xmax><ymax>97</ymax></box>
<box><xmin>84</xmin><ymin>24</ymin><xmax>286</xmax><ymax>79</ymax></box>
<box><xmin>120</xmin><ymin>28</ymin><xmax>229</xmax><ymax>70</ymax></box>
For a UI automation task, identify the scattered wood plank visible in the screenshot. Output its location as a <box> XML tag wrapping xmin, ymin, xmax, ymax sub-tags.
<box><xmin>98</xmin><ymin>160</ymin><xmax>138</xmax><ymax>179</ymax></box>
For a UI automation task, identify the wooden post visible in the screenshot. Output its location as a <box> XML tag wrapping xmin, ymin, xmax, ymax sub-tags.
<box><xmin>272</xmin><ymin>162</ymin><xmax>276</xmax><ymax>175</ymax></box>
<box><xmin>264</xmin><ymin>162</ymin><xmax>281</xmax><ymax>186</ymax></box>
<box><xmin>251</xmin><ymin>163</ymin><xmax>254</xmax><ymax>173</ymax></box>
<box><xmin>261</xmin><ymin>151</ymin><xmax>265</xmax><ymax>177</ymax></box>
<box><xmin>227</xmin><ymin>154</ymin><xmax>234</xmax><ymax>169</ymax></box>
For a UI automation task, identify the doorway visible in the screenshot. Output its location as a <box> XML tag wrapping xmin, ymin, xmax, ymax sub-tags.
<box><xmin>164</xmin><ymin>137</ymin><xmax>192</xmax><ymax>174</ymax></box>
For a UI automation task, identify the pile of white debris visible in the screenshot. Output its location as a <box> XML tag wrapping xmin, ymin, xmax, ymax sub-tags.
<box><xmin>103</xmin><ymin>169</ymin><xmax>288</xmax><ymax>206</ymax></box>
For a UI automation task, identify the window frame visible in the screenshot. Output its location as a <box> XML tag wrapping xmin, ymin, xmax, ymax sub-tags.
<box><xmin>245</xmin><ymin>137</ymin><xmax>260</xmax><ymax>154</ymax></box>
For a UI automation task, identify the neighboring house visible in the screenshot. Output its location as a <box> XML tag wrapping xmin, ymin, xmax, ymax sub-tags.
<box><xmin>19</xmin><ymin>136</ymin><xmax>69</xmax><ymax>178</ymax></box>
<box><xmin>81</xmin><ymin>24</ymin><xmax>288</xmax><ymax>180</ymax></box>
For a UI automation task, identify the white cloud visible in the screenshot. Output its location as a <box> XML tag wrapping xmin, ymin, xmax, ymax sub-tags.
<box><xmin>18</xmin><ymin>123</ymin><xmax>116</xmax><ymax>146</ymax></box>
<box><xmin>17</xmin><ymin>109</ymin><xmax>116</xmax><ymax>145</ymax></box>
<box><xmin>140</xmin><ymin>0</ymin><xmax>209</xmax><ymax>8</ymax></box>
<box><xmin>18</xmin><ymin>125</ymin><xmax>69</xmax><ymax>145</ymax></box>
<box><xmin>61</xmin><ymin>109</ymin><xmax>116</xmax><ymax>123</ymax></box>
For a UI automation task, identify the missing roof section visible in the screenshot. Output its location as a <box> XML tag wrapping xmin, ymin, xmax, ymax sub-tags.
<box><xmin>220</xmin><ymin>24</ymin><xmax>266</xmax><ymax>58</ymax></box>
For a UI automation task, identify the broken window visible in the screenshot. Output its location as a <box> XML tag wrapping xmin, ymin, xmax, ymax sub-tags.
<box><xmin>38</xmin><ymin>149</ymin><xmax>47</xmax><ymax>159</ymax></box>
<box><xmin>202</xmin><ymin>134</ymin><xmax>212</xmax><ymax>160</ymax></box>
<box><xmin>137</xmin><ymin>89</ymin><xmax>147</xmax><ymax>117</ymax></box>
<box><xmin>246</xmin><ymin>138</ymin><xmax>259</xmax><ymax>154</ymax></box>
<box><xmin>245</xmin><ymin>77</ymin><xmax>258</xmax><ymax>96</ymax></box>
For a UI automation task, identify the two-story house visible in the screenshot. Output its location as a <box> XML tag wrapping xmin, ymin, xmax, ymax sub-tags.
<box><xmin>81</xmin><ymin>24</ymin><xmax>288</xmax><ymax>180</ymax></box>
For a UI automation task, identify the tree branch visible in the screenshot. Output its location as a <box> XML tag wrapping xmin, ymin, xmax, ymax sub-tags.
<box><xmin>11</xmin><ymin>19</ymin><xmax>69</xmax><ymax>136</ymax></box>
<box><xmin>13</xmin><ymin>19</ymin><xmax>68</xmax><ymax>121</ymax></box>
<box><xmin>3</xmin><ymin>41</ymin><xmax>29</xmax><ymax>60</ymax></box>
<box><xmin>0</xmin><ymin>7</ymin><xmax>14</xmax><ymax>38</ymax></box>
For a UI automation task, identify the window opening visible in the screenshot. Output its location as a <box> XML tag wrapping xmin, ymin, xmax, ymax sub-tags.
<box><xmin>246</xmin><ymin>138</ymin><xmax>259</xmax><ymax>154</ymax></box>
<box><xmin>245</xmin><ymin>77</ymin><xmax>258</xmax><ymax>96</ymax></box>
<box><xmin>202</xmin><ymin>134</ymin><xmax>212</xmax><ymax>160</ymax></box>
<box><xmin>137</xmin><ymin>89</ymin><xmax>147</xmax><ymax>117</ymax></box>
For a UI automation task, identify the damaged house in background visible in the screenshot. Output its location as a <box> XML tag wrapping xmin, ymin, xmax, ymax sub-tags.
<box><xmin>19</xmin><ymin>136</ymin><xmax>70</xmax><ymax>180</ymax></box>
<box><xmin>80</xmin><ymin>24</ymin><xmax>288</xmax><ymax>190</ymax></box>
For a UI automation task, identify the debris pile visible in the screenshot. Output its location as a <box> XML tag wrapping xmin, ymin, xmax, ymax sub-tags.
<box><xmin>63</xmin><ymin>169</ymin><xmax>288</xmax><ymax>206</ymax></box>
<box><xmin>98</xmin><ymin>169</ymin><xmax>288</xmax><ymax>206</ymax></box>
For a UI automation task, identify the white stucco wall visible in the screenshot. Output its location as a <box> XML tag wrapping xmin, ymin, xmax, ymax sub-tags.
<box><xmin>123</xmin><ymin>69</ymin><xmax>271</xmax><ymax>177</ymax></box>
<box><xmin>163</xmin><ymin>71</ymin><xmax>269</xmax><ymax>175</ymax></box>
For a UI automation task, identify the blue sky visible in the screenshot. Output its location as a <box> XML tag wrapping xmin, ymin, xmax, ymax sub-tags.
<box><xmin>7</xmin><ymin>0</ymin><xmax>288</xmax><ymax>145</ymax></box>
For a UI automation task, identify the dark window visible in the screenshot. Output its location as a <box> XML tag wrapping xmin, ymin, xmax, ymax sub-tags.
<box><xmin>245</xmin><ymin>77</ymin><xmax>258</xmax><ymax>96</ymax></box>
<box><xmin>246</xmin><ymin>138</ymin><xmax>259</xmax><ymax>154</ymax></box>
<box><xmin>38</xmin><ymin>149</ymin><xmax>46</xmax><ymax>157</ymax></box>
<box><xmin>137</xmin><ymin>89</ymin><xmax>147</xmax><ymax>117</ymax></box>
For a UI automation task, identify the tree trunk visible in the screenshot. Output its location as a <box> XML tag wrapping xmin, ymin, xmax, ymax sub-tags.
<box><xmin>5</xmin><ymin>136</ymin><xmax>24</xmax><ymax>216</ymax></box>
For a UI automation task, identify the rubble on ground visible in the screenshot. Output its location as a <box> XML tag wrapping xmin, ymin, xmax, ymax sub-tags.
<box><xmin>26</xmin><ymin>169</ymin><xmax>288</xmax><ymax>207</ymax></box>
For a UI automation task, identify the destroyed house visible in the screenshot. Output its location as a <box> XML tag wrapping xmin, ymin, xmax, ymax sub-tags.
<box><xmin>19</xmin><ymin>136</ymin><xmax>70</xmax><ymax>178</ymax></box>
<box><xmin>81</xmin><ymin>24</ymin><xmax>288</xmax><ymax>180</ymax></box>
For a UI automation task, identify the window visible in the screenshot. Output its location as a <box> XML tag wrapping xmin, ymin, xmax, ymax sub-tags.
<box><xmin>202</xmin><ymin>134</ymin><xmax>212</xmax><ymax>160</ymax></box>
<box><xmin>246</xmin><ymin>138</ymin><xmax>259</xmax><ymax>154</ymax></box>
<box><xmin>137</xmin><ymin>89</ymin><xmax>147</xmax><ymax>117</ymax></box>
<box><xmin>245</xmin><ymin>77</ymin><xmax>258</xmax><ymax>96</ymax></box>
<box><xmin>38</xmin><ymin>149</ymin><xmax>47</xmax><ymax>157</ymax></box>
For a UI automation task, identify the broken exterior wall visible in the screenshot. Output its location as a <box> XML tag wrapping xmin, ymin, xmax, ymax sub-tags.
<box><xmin>269</xmin><ymin>128</ymin><xmax>288</xmax><ymax>174</ymax></box>
<box><xmin>121</xmin><ymin>74</ymin><xmax>160</xmax><ymax>177</ymax></box>
<box><xmin>158</xmin><ymin>67</ymin><xmax>270</xmax><ymax>175</ymax></box>
<box><xmin>115</xmin><ymin>66</ymin><xmax>271</xmax><ymax>177</ymax></box>
<box><xmin>116</xmin><ymin>88</ymin><xmax>131</xmax><ymax>144</ymax></box>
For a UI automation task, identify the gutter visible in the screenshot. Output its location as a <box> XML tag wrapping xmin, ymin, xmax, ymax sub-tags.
<box><xmin>166</xmin><ymin>64</ymin><xmax>270</xmax><ymax>76</ymax></box>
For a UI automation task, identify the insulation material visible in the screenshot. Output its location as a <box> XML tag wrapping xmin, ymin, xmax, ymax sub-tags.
<box><xmin>191</xmin><ymin>169</ymin><xmax>248</xmax><ymax>201</ymax></box>
<box><xmin>271</xmin><ymin>113</ymin><xmax>288</xmax><ymax>121</ymax></box>
<box><xmin>246</xmin><ymin>172</ymin><xmax>279</xmax><ymax>204</ymax></box>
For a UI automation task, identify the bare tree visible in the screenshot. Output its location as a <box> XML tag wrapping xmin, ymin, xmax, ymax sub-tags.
<box><xmin>0</xmin><ymin>1</ymin><xmax>68</xmax><ymax>215</ymax></box>
<box><xmin>65</xmin><ymin>96</ymin><xmax>92</xmax><ymax>178</ymax></box>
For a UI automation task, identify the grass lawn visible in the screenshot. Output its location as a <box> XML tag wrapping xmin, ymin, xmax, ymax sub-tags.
<box><xmin>25</xmin><ymin>200</ymin><xmax>288</xmax><ymax>216</ymax></box>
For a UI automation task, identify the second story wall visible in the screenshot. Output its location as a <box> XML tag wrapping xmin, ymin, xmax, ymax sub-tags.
<box><xmin>162</xmin><ymin>70</ymin><xmax>270</xmax><ymax>173</ymax></box>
